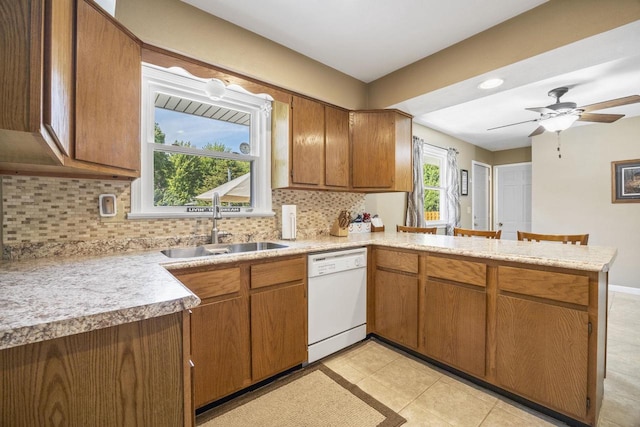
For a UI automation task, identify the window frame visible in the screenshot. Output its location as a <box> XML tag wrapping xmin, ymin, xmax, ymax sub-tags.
<box><xmin>130</xmin><ymin>64</ymin><xmax>274</xmax><ymax>219</ymax></box>
<box><xmin>422</xmin><ymin>144</ymin><xmax>449</xmax><ymax>226</ymax></box>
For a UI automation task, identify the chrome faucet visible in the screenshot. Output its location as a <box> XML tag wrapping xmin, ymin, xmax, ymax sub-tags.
<box><xmin>211</xmin><ymin>192</ymin><xmax>222</xmax><ymax>244</ymax></box>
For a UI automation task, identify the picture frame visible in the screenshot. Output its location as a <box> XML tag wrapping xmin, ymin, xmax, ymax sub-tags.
<box><xmin>460</xmin><ymin>169</ymin><xmax>468</xmax><ymax>196</ymax></box>
<box><xmin>612</xmin><ymin>159</ymin><xmax>640</xmax><ymax>203</ymax></box>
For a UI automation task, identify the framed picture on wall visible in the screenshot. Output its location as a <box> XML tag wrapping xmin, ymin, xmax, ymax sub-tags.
<box><xmin>461</xmin><ymin>169</ymin><xmax>469</xmax><ymax>196</ymax></box>
<box><xmin>612</xmin><ymin>159</ymin><xmax>640</xmax><ymax>203</ymax></box>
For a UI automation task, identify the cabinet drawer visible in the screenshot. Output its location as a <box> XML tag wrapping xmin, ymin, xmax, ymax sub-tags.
<box><xmin>251</xmin><ymin>257</ymin><xmax>306</xmax><ymax>289</ymax></box>
<box><xmin>426</xmin><ymin>255</ymin><xmax>486</xmax><ymax>287</ymax></box>
<box><xmin>498</xmin><ymin>266</ymin><xmax>589</xmax><ymax>306</ymax></box>
<box><xmin>375</xmin><ymin>248</ymin><xmax>418</xmax><ymax>274</ymax></box>
<box><xmin>174</xmin><ymin>268</ymin><xmax>241</xmax><ymax>300</ymax></box>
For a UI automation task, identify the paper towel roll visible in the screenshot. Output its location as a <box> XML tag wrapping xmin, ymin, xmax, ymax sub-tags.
<box><xmin>282</xmin><ymin>205</ymin><xmax>297</xmax><ymax>239</ymax></box>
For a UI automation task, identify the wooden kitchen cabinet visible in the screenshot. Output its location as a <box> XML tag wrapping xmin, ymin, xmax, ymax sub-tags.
<box><xmin>173</xmin><ymin>266</ymin><xmax>251</xmax><ymax>408</ymax></box>
<box><xmin>350</xmin><ymin>110</ymin><xmax>413</xmax><ymax>191</ymax></box>
<box><xmin>250</xmin><ymin>256</ymin><xmax>307</xmax><ymax>381</ymax></box>
<box><xmin>422</xmin><ymin>255</ymin><xmax>487</xmax><ymax>377</ymax></box>
<box><xmin>495</xmin><ymin>266</ymin><xmax>590</xmax><ymax>420</ymax></box>
<box><xmin>372</xmin><ymin>248</ymin><xmax>419</xmax><ymax>349</ymax></box>
<box><xmin>1</xmin><ymin>313</ymin><xmax>187</xmax><ymax>427</ymax></box>
<box><xmin>173</xmin><ymin>256</ymin><xmax>307</xmax><ymax>409</ymax></box>
<box><xmin>191</xmin><ymin>297</ymin><xmax>251</xmax><ymax>408</ymax></box>
<box><xmin>272</xmin><ymin>98</ymin><xmax>350</xmax><ymax>190</ymax></box>
<box><xmin>0</xmin><ymin>0</ymin><xmax>141</xmax><ymax>179</ymax></box>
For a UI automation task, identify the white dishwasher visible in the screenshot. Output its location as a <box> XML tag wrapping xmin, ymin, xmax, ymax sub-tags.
<box><xmin>307</xmin><ymin>247</ymin><xmax>367</xmax><ymax>363</ymax></box>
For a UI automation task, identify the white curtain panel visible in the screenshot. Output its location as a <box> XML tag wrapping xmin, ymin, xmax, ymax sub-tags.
<box><xmin>406</xmin><ymin>136</ymin><xmax>425</xmax><ymax>227</ymax></box>
<box><xmin>445</xmin><ymin>148</ymin><xmax>461</xmax><ymax>235</ymax></box>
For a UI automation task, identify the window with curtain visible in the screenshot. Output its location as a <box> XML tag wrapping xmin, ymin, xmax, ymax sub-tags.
<box><xmin>423</xmin><ymin>144</ymin><xmax>448</xmax><ymax>225</ymax></box>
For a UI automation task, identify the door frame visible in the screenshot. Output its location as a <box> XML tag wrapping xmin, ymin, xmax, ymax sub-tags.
<box><xmin>493</xmin><ymin>162</ymin><xmax>532</xmax><ymax>238</ymax></box>
<box><xmin>471</xmin><ymin>161</ymin><xmax>492</xmax><ymax>231</ymax></box>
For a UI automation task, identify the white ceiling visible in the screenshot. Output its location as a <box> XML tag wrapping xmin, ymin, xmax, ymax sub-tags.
<box><xmin>181</xmin><ymin>0</ymin><xmax>640</xmax><ymax>151</ymax></box>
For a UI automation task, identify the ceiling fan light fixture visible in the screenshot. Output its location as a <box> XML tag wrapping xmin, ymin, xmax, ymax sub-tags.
<box><xmin>478</xmin><ymin>78</ymin><xmax>504</xmax><ymax>90</ymax></box>
<box><xmin>541</xmin><ymin>114</ymin><xmax>579</xmax><ymax>132</ymax></box>
<box><xmin>204</xmin><ymin>78</ymin><xmax>227</xmax><ymax>100</ymax></box>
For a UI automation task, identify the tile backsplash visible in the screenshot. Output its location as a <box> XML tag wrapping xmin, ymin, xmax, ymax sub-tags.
<box><xmin>1</xmin><ymin>176</ymin><xmax>365</xmax><ymax>260</ymax></box>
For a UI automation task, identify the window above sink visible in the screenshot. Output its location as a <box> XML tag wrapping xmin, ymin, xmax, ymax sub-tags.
<box><xmin>130</xmin><ymin>64</ymin><xmax>275</xmax><ymax>219</ymax></box>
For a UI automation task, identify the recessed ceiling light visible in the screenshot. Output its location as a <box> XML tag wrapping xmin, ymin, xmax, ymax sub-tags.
<box><xmin>478</xmin><ymin>78</ymin><xmax>504</xmax><ymax>90</ymax></box>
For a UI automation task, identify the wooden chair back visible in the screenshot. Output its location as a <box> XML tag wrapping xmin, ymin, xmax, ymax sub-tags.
<box><xmin>397</xmin><ymin>225</ymin><xmax>437</xmax><ymax>234</ymax></box>
<box><xmin>453</xmin><ymin>227</ymin><xmax>502</xmax><ymax>239</ymax></box>
<box><xmin>517</xmin><ymin>231</ymin><xmax>589</xmax><ymax>245</ymax></box>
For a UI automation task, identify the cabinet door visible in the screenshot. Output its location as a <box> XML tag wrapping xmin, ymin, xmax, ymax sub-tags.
<box><xmin>251</xmin><ymin>284</ymin><xmax>307</xmax><ymax>381</ymax></box>
<box><xmin>191</xmin><ymin>297</ymin><xmax>251</xmax><ymax>408</ymax></box>
<box><xmin>351</xmin><ymin>111</ymin><xmax>395</xmax><ymax>188</ymax></box>
<box><xmin>291</xmin><ymin>96</ymin><xmax>324</xmax><ymax>186</ymax></box>
<box><xmin>43</xmin><ymin>0</ymin><xmax>74</xmax><ymax>155</ymax></box>
<box><xmin>75</xmin><ymin>0</ymin><xmax>140</xmax><ymax>171</ymax></box>
<box><xmin>423</xmin><ymin>280</ymin><xmax>486</xmax><ymax>377</ymax></box>
<box><xmin>496</xmin><ymin>295</ymin><xmax>588</xmax><ymax>419</ymax></box>
<box><xmin>374</xmin><ymin>269</ymin><xmax>418</xmax><ymax>349</ymax></box>
<box><xmin>324</xmin><ymin>106</ymin><xmax>349</xmax><ymax>188</ymax></box>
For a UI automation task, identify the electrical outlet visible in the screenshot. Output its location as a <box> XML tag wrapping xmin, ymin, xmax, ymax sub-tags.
<box><xmin>100</xmin><ymin>198</ymin><xmax>126</xmax><ymax>223</ymax></box>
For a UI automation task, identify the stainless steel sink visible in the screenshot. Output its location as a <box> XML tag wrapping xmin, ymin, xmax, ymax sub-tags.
<box><xmin>161</xmin><ymin>242</ymin><xmax>288</xmax><ymax>258</ymax></box>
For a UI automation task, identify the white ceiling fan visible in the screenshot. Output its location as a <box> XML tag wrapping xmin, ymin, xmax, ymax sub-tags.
<box><xmin>488</xmin><ymin>86</ymin><xmax>640</xmax><ymax>136</ymax></box>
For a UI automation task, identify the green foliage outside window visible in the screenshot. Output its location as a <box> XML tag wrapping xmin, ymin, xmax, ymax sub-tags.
<box><xmin>153</xmin><ymin>123</ymin><xmax>250</xmax><ymax>207</ymax></box>
<box><xmin>423</xmin><ymin>164</ymin><xmax>440</xmax><ymax>212</ymax></box>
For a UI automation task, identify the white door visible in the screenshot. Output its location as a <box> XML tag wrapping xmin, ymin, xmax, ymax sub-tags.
<box><xmin>494</xmin><ymin>163</ymin><xmax>531</xmax><ymax>240</ymax></box>
<box><xmin>472</xmin><ymin>161</ymin><xmax>491</xmax><ymax>230</ymax></box>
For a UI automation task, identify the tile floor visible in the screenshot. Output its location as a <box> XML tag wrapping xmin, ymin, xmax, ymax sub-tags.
<box><xmin>322</xmin><ymin>291</ymin><xmax>640</xmax><ymax>427</ymax></box>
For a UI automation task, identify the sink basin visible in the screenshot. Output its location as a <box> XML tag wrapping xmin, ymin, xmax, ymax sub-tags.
<box><xmin>161</xmin><ymin>242</ymin><xmax>288</xmax><ymax>258</ymax></box>
<box><xmin>209</xmin><ymin>242</ymin><xmax>289</xmax><ymax>253</ymax></box>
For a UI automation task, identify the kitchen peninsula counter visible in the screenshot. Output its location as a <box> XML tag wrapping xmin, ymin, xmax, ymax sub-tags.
<box><xmin>0</xmin><ymin>231</ymin><xmax>616</xmax><ymax>351</ymax></box>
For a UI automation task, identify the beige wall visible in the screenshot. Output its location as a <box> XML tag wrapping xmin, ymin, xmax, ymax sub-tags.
<box><xmin>116</xmin><ymin>0</ymin><xmax>367</xmax><ymax>109</ymax></box>
<box><xmin>532</xmin><ymin>116</ymin><xmax>640</xmax><ymax>288</ymax></box>
<box><xmin>493</xmin><ymin>147</ymin><xmax>532</xmax><ymax>165</ymax></box>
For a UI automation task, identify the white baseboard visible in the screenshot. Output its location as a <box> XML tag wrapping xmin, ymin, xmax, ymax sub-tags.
<box><xmin>610</xmin><ymin>285</ymin><xmax>640</xmax><ymax>296</ymax></box>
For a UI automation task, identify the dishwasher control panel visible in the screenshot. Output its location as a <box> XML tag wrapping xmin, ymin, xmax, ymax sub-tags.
<box><xmin>308</xmin><ymin>247</ymin><xmax>367</xmax><ymax>277</ymax></box>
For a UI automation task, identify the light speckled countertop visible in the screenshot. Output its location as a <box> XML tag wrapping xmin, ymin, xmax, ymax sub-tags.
<box><xmin>0</xmin><ymin>232</ymin><xmax>617</xmax><ymax>350</ymax></box>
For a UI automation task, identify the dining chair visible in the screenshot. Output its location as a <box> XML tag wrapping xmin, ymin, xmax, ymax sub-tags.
<box><xmin>453</xmin><ymin>227</ymin><xmax>501</xmax><ymax>239</ymax></box>
<box><xmin>397</xmin><ymin>225</ymin><xmax>438</xmax><ymax>234</ymax></box>
<box><xmin>517</xmin><ymin>231</ymin><xmax>589</xmax><ymax>245</ymax></box>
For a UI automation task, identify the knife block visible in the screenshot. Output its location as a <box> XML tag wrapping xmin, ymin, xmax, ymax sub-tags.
<box><xmin>330</xmin><ymin>219</ymin><xmax>348</xmax><ymax>237</ymax></box>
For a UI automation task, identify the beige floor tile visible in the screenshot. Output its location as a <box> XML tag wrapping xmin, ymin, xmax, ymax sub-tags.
<box><xmin>356</xmin><ymin>376</ymin><xmax>416</xmax><ymax>413</ymax></box>
<box><xmin>494</xmin><ymin>399</ymin><xmax>565</xmax><ymax>426</ymax></box>
<box><xmin>391</xmin><ymin>354</ymin><xmax>445</xmax><ymax>379</ymax></box>
<box><xmin>603</xmin><ymin>369</ymin><xmax>640</xmax><ymax>404</ymax></box>
<box><xmin>343</xmin><ymin>342</ymin><xmax>399</xmax><ymax>376</ymax></box>
<box><xmin>410</xmin><ymin>379</ymin><xmax>495</xmax><ymax>427</ymax></box>
<box><xmin>597</xmin><ymin>417</ymin><xmax>627</xmax><ymax>427</ymax></box>
<box><xmin>400</xmin><ymin>402</ymin><xmax>454</xmax><ymax>427</ymax></box>
<box><xmin>322</xmin><ymin>357</ymin><xmax>368</xmax><ymax>384</ymax></box>
<box><xmin>438</xmin><ymin>374</ymin><xmax>499</xmax><ymax>405</ymax></box>
<box><xmin>599</xmin><ymin>391</ymin><xmax>640</xmax><ymax>427</ymax></box>
<box><xmin>606</xmin><ymin>338</ymin><xmax>640</xmax><ymax>381</ymax></box>
<box><xmin>368</xmin><ymin>357</ymin><xmax>440</xmax><ymax>399</ymax></box>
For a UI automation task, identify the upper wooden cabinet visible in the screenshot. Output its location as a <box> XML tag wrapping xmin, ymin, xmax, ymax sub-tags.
<box><xmin>0</xmin><ymin>0</ymin><xmax>141</xmax><ymax>179</ymax></box>
<box><xmin>272</xmin><ymin>97</ymin><xmax>350</xmax><ymax>190</ymax></box>
<box><xmin>350</xmin><ymin>110</ymin><xmax>413</xmax><ymax>192</ymax></box>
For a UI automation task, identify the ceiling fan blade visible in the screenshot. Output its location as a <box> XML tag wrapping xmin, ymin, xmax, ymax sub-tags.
<box><xmin>578</xmin><ymin>112</ymin><xmax>625</xmax><ymax>123</ymax></box>
<box><xmin>487</xmin><ymin>119</ymin><xmax>538</xmax><ymax>131</ymax></box>
<box><xmin>579</xmin><ymin>95</ymin><xmax>640</xmax><ymax>112</ymax></box>
<box><xmin>528</xmin><ymin>126</ymin><xmax>545</xmax><ymax>137</ymax></box>
<box><xmin>525</xmin><ymin>107</ymin><xmax>555</xmax><ymax>114</ymax></box>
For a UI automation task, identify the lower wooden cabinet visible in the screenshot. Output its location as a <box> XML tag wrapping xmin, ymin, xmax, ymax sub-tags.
<box><xmin>251</xmin><ymin>284</ymin><xmax>307</xmax><ymax>381</ymax></box>
<box><xmin>374</xmin><ymin>269</ymin><xmax>419</xmax><ymax>349</ymax></box>
<box><xmin>373</xmin><ymin>248</ymin><xmax>419</xmax><ymax>349</ymax></box>
<box><xmin>495</xmin><ymin>265</ymin><xmax>592</xmax><ymax>420</ymax></box>
<box><xmin>1</xmin><ymin>314</ymin><xmax>186</xmax><ymax>427</ymax></box>
<box><xmin>191</xmin><ymin>297</ymin><xmax>250</xmax><ymax>408</ymax></box>
<box><xmin>173</xmin><ymin>255</ymin><xmax>307</xmax><ymax>409</ymax></box>
<box><xmin>423</xmin><ymin>279</ymin><xmax>486</xmax><ymax>377</ymax></box>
